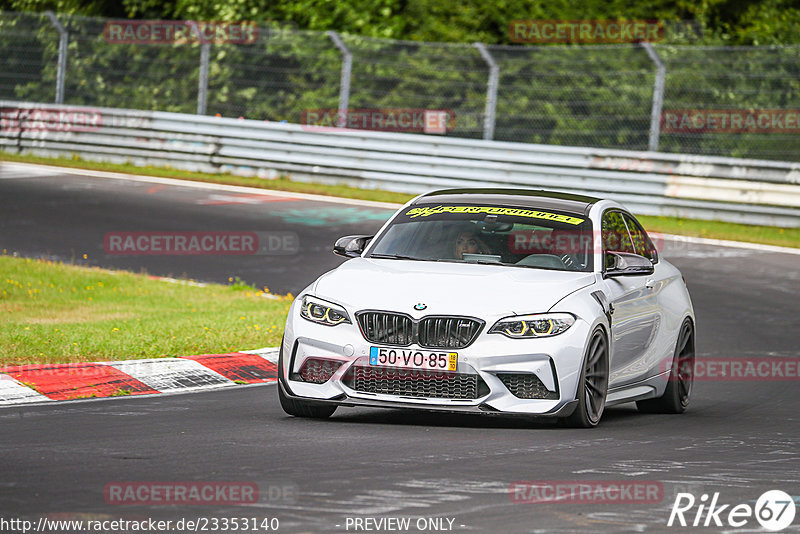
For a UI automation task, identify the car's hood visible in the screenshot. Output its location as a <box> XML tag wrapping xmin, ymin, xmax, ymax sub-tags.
<box><xmin>312</xmin><ymin>258</ymin><xmax>596</xmax><ymax>318</ymax></box>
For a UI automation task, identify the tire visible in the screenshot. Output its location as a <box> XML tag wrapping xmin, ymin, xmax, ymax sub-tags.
<box><xmin>561</xmin><ymin>328</ymin><xmax>609</xmax><ymax>428</ymax></box>
<box><xmin>637</xmin><ymin>318</ymin><xmax>694</xmax><ymax>414</ymax></box>
<box><xmin>277</xmin><ymin>342</ymin><xmax>337</xmax><ymax>419</ymax></box>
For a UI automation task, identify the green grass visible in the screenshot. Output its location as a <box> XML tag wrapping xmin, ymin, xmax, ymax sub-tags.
<box><xmin>2</xmin><ymin>151</ymin><xmax>799</xmax><ymax>249</ymax></box>
<box><xmin>637</xmin><ymin>215</ymin><xmax>800</xmax><ymax>249</ymax></box>
<box><xmin>0</xmin><ymin>255</ymin><xmax>292</xmax><ymax>366</ymax></box>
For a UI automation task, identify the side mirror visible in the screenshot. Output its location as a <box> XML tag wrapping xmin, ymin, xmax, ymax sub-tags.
<box><xmin>604</xmin><ymin>252</ymin><xmax>654</xmax><ymax>277</ymax></box>
<box><xmin>333</xmin><ymin>235</ymin><xmax>373</xmax><ymax>258</ymax></box>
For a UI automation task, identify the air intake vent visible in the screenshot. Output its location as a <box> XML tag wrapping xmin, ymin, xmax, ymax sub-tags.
<box><xmin>496</xmin><ymin>373</ymin><xmax>558</xmax><ymax>400</ymax></box>
<box><xmin>342</xmin><ymin>365</ymin><xmax>489</xmax><ymax>399</ymax></box>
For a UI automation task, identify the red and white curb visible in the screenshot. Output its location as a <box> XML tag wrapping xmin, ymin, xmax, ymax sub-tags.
<box><xmin>0</xmin><ymin>347</ymin><xmax>278</xmax><ymax>406</ymax></box>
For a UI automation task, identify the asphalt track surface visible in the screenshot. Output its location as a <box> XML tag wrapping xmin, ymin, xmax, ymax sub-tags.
<box><xmin>1</xmin><ymin>163</ymin><xmax>799</xmax><ymax>533</ymax></box>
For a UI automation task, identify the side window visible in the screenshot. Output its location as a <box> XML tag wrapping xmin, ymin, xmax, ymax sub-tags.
<box><xmin>602</xmin><ymin>211</ymin><xmax>635</xmax><ymax>269</ymax></box>
<box><xmin>622</xmin><ymin>213</ymin><xmax>657</xmax><ymax>262</ymax></box>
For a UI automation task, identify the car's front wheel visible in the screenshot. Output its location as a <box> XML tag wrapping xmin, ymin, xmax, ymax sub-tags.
<box><xmin>562</xmin><ymin>327</ymin><xmax>609</xmax><ymax>428</ymax></box>
<box><xmin>637</xmin><ymin>318</ymin><xmax>694</xmax><ymax>414</ymax></box>
<box><xmin>277</xmin><ymin>342</ymin><xmax>337</xmax><ymax>419</ymax></box>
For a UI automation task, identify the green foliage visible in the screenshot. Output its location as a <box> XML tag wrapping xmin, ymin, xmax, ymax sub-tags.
<box><xmin>656</xmin><ymin>45</ymin><xmax>800</xmax><ymax>158</ymax></box>
<box><xmin>2</xmin><ymin>0</ymin><xmax>799</xmax><ymax>44</ymax></box>
<box><xmin>0</xmin><ymin>0</ymin><xmax>125</xmax><ymax>17</ymax></box>
<box><xmin>1</xmin><ymin>2</ymin><xmax>799</xmax><ymax>160</ymax></box>
<box><xmin>229</xmin><ymin>276</ymin><xmax>257</xmax><ymax>292</ymax></box>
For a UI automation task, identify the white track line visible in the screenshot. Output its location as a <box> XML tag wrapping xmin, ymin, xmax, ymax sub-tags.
<box><xmin>0</xmin><ymin>162</ymin><xmax>61</xmax><ymax>179</ymax></box>
<box><xmin>658</xmin><ymin>233</ymin><xmax>800</xmax><ymax>255</ymax></box>
<box><xmin>1</xmin><ymin>161</ymin><xmax>402</xmax><ymax>209</ymax></box>
<box><xmin>4</xmin><ymin>161</ymin><xmax>799</xmax><ymax>256</ymax></box>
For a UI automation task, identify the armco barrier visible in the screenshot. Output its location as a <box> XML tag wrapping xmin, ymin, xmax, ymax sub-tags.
<box><xmin>2</xmin><ymin>101</ymin><xmax>800</xmax><ymax>227</ymax></box>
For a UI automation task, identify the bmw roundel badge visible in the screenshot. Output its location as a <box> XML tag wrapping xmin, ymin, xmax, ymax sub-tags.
<box><xmin>414</xmin><ymin>303</ymin><xmax>427</xmax><ymax>310</ymax></box>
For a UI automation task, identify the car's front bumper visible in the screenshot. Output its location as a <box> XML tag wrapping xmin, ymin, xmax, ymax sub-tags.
<box><xmin>281</xmin><ymin>304</ymin><xmax>593</xmax><ymax>417</ymax></box>
<box><xmin>278</xmin><ymin>377</ymin><xmax>579</xmax><ymax>417</ymax></box>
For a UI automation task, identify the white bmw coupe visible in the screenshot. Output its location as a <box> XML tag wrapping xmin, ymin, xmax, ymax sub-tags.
<box><xmin>278</xmin><ymin>189</ymin><xmax>695</xmax><ymax>427</ymax></box>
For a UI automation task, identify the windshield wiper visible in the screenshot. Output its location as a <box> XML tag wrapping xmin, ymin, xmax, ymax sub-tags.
<box><xmin>368</xmin><ymin>253</ymin><xmax>424</xmax><ymax>261</ymax></box>
<box><xmin>433</xmin><ymin>258</ymin><xmax>505</xmax><ymax>267</ymax></box>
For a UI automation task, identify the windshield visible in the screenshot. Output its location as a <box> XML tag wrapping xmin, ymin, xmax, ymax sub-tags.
<box><xmin>366</xmin><ymin>204</ymin><xmax>594</xmax><ymax>272</ymax></box>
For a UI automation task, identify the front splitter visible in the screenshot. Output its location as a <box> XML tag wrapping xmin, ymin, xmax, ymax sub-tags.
<box><xmin>279</xmin><ymin>378</ymin><xmax>578</xmax><ymax>417</ymax></box>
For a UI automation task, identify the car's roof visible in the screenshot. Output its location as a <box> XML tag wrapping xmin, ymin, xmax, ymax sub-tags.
<box><xmin>412</xmin><ymin>188</ymin><xmax>601</xmax><ymax>217</ymax></box>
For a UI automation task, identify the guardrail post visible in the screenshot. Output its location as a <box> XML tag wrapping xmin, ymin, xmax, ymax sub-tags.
<box><xmin>327</xmin><ymin>31</ymin><xmax>352</xmax><ymax>128</ymax></box>
<box><xmin>197</xmin><ymin>43</ymin><xmax>210</xmax><ymax>115</ymax></box>
<box><xmin>473</xmin><ymin>43</ymin><xmax>499</xmax><ymax>141</ymax></box>
<box><xmin>44</xmin><ymin>11</ymin><xmax>68</xmax><ymax>104</ymax></box>
<box><xmin>14</xmin><ymin>109</ymin><xmax>24</xmax><ymax>153</ymax></box>
<box><xmin>641</xmin><ymin>42</ymin><xmax>666</xmax><ymax>152</ymax></box>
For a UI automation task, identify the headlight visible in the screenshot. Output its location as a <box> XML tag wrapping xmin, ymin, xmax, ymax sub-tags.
<box><xmin>299</xmin><ymin>295</ymin><xmax>351</xmax><ymax>326</ymax></box>
<box><xmin>488</xmin><ymin>313</ymin><xmax>575</xmax><ymax>338</ymax></box>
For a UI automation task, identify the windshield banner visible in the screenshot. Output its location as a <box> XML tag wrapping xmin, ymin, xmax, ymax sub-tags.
<box><xmin>405</xmin><ymin>205</ymin><xmax>585</xmax><ymax>226</ymax></box>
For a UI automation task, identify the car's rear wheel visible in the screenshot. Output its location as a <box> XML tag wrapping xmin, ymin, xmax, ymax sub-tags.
<box><xmin>637</xmin><ymin>318</ymin><xmax>694</xmax><ymax>414</ymax></box>
<box><xmin>562</xmin><ymin>328</ymin><xmax>609</xmax><ymax>428</ymax></box>
<box><xmin>277</xmin><ymin>342</ymin><xmax>337</xmax><ymax>419</ymax></box>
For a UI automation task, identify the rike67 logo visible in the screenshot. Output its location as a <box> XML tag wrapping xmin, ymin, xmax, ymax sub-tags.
<box><xmin>668</xmin><ymin>490</ymin><xmax>796</xmax><ymax>531</ymax></box>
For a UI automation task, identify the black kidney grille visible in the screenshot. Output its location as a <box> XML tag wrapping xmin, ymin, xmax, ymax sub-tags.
<box><xmin>357</xmin><ymin>312</ymin><xmax>483</xmax><ymax>349</ymax></box>
<box><xmin>357</xmin><ymin>312</ymin><xmax>414</xmax><ymax>345</ymax></box>
<box><xmin>418</xmin><ymin>317</ymin><xmax>481</xmax><ymax>349</ymax></box>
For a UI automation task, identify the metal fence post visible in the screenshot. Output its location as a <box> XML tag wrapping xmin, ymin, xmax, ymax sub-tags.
<box><xmin>473</xmin><ymin>43</ymin><xmax>498</xmax><ymax>141</ymax></box>
<box><xmin>327</xmin><ymin>31</ymin><xmax>352</xmax><ymax>128</ymax></box>
<box><xmin>44</xmin><ymin>11</ymin><xmax>67</xmax><ymax>104</ymax></box>
<box><xmin>197</xmin><ymin>43</ymin><xmax>210</xmax><ymax>115</ymax></box>
<box><xmin>641</xmin><ymin>42</ymin><xmax>666</xmax><ymax>152</ymax></box>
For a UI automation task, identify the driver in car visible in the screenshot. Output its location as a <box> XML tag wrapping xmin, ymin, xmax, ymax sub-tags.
<box><xmin>454</xmin><ymin>230</ymin><xmax>492</xmax><ymax>259</ymax></box>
